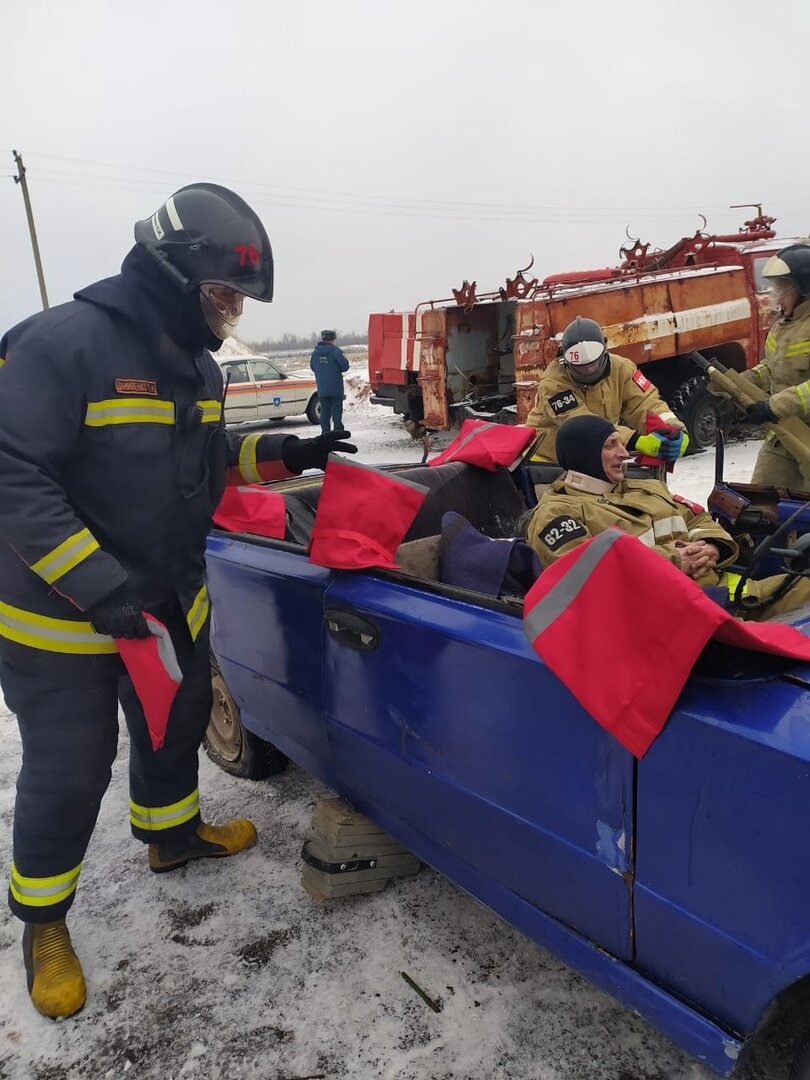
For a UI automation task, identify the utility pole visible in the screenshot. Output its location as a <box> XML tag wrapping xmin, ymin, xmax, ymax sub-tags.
<box><xmin>12</xmin><ymin>150</ymin><xmax>49</xmax><ymax>309</ymax></box>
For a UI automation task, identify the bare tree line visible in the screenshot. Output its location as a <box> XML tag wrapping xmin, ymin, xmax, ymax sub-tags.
<box><xmin>248</xmin><ymin>330</ymin><xmax>368</xmax><ymax>353</ymax></box>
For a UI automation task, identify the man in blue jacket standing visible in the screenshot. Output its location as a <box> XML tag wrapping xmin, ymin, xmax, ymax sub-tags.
<box><xmin>310</xmin><ymin>330</ymin><xmax>350</xmax><ymax>433</ymax></box>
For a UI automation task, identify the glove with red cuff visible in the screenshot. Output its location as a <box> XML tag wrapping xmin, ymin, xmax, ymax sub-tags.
<box><xmin>281</xmin><ymin>430</ymin><xmax>358</xmax><ymax>473</ymax></box>
<box><xmin>85</xmin><ymin>581</ymin><xmax>150</xmax><ymax>639</ymax></box>
<box><xmin>629</xmin><ymin>428</ymin><xmax>689</xmax><ymax>461</ymax></box>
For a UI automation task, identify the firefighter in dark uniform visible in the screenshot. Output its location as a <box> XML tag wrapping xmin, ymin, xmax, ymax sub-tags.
<box><xmin>0</xmin><ymin>184</ymin><xmax>357</xmax><ymax>1019</ymax></box>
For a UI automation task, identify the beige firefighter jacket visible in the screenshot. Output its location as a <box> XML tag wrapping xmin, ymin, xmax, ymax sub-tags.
<box><xmin>526</xmin><ymin>474</ymin><xmax>739</xmax><ymax>574</ymax></box>
<box><xmin>746</xmin><ymin>296</ymin><xmax>810</xmax><ymax>419</ymax></box>
<box><xmin>526</xmin><ymin>352</ymin><xmax>684</xmax><ymax>463</ymax></box>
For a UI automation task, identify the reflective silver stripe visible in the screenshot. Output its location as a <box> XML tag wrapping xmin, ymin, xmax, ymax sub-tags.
<box><xmin>635</xmin><ymin>527</ymin><xmax>655</xmax><ymax>548</ymax></box>
<box><xmin>524</xmin><ymin>529</ymin><xmax>624</xmax><ymax>642</ymax></box>
<box><xmin>85</xmin><ymin>398</ymin><xmax>175</xmax><ymax>426</ymax></box>
<box><xmin>130</xmin><ymin>789</ymin><xmax>200</xmax><ymax>831</ymax></box>
<box><xmin>653</xmin><ymin>516</ymin><xmax>687</xmax><ymax>539</ymax></box>
<box><xmin>10</xmin><ymin>860</ymin><xmax>82</xmax><ymax>907</ymax></box>
<box><xmin>0</xmin><ymin>599</ymin><xmax>117</xmax><ymax>654</ymax></box>
<box><xmin>659</xmin><ymin>411</ymin><xmax>678</xmax><ymax>423</ymax></box>
<box><xmin>165</xmin><ymin>195</ymin><xmax>184</xmax><ymax>231</ymax></box>
<box><xmin>31</xmin><ymin>527</ymin><xmax>99</xmax><ymax>585</ymax></box>
<box><xmin>198</xmin><ymin>399</ymin><xmax>222</xmax><ymax>424</ymax></box>
<box><xmin>688</xmin><ymin>526</ymin><xmax>718</xmax><ymax>540</ymax></box>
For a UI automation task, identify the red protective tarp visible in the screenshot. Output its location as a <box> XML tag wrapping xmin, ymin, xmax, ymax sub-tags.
<box><xmin>429</xmin><ymin>419</ymin><xmax>536</xmax><ymax>471</ymax></box>
<box><xmin>213</xmin><ymin>485</ymin><xmax>286</xmax><ymax>539</ymax></box>
<box><xmin>116</xmin><ymin>615</ymin><xmax>183</xmax><ymax>752</ymax></box>
<box><xmin>523</xmin><ymin>529</ymin><xmax>810</xmax><ymax>757</ymax></box>
<box><xmin>309</xmin><ymin>455</ymin><xmax>428</xmax><ymax>570</ymax></box>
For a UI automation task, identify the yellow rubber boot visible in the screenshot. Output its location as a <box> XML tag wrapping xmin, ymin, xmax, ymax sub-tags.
<box><xmin>23</xmin><ymin>920</ymin><xmax>86</xmax><ymax>1019</ymax></box>
<box><xmin>148</xmin><ymin>818</ymin><xmax>257</xmax><ymax>873</ymax></box>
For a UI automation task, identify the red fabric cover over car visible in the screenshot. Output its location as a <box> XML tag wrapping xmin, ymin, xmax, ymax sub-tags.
<box><xmin>309</xmin><ymin>456</ymin><xmax>429</xmax><ymax>570</ymax></box>
<box><xmin>523</xmin><ymin>529</ymin><xmax>810</xmax><ymax>758</ymax></box>
<box><xmin>429</xmin><ymin>419</ymin><xmax>537</xmax><ymax>471</ymax></box>
<box><xmin>213</xmin><ymin>485</ymin><xmax>287</xmax><ymax>539</ymax></box>
<box><xmin>116</xmin><ymin>614</ymin><xmax>183</xmax><ymax>752</ymax></box>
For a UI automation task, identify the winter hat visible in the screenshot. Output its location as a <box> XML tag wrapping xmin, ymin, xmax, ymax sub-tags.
<box><xmin>555</xmin><ymin>415</ymin><xmax>617</xmax><ymax>482</ymax></box>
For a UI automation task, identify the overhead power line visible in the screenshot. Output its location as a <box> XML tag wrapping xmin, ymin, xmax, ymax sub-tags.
<box><xmin>23</xmin><ymin>150</ymin><xmax>741</xmax><ymax>222</ymax></box>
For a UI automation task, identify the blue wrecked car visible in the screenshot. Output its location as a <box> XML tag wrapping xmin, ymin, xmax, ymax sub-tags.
<box><xmin>203</xmin><ymin>458</ymin><xmax>810</xmax><ymax>1078</ymax></box>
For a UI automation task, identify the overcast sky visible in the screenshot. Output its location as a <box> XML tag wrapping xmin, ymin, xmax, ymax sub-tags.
<box><xmin>3</xmin><ymin>0</ymin><xmax>809</xmax><ymax>343</ymax></box>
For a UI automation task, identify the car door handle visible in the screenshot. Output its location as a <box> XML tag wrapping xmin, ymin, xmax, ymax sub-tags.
<box><xmin>324</xmin><ymin>608</ymin><xmax>380</xmax><ymax>651</ymax></box>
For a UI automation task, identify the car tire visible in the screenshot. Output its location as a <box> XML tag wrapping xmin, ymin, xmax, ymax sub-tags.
<box><xmin>669</xmin><ymin>374</ymin><xmax>730</xmax><ymax>450</ymax></box>
<box><xmin>204</xmin><ymin>660</ymin><xmax>288</xmax><ymax>780</ymax></box>
<box><xmin>305</xmin><ymin>394</ymin><xmax>321</xmax><ymax>425</ymax></box>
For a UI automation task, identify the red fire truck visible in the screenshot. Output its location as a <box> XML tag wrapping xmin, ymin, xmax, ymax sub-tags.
<box><xmin>368</xmin><ymin>208</ymin><xmax>802</xmax><ymax>447</ymax></box>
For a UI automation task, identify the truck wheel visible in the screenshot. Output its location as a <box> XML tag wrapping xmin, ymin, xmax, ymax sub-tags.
<box><xmin>790</xmin><ymin>1039</ymin><xmax>810</xmax><ymax>1080</ymax></box>
<box><xmin>205</xmin><ymin>661</ymin><xmax>288</xmax><ymax>780</ymax></box>
<box><xmin>669</xmin><ymin>375</ymin><xmax>723</xmax><ymax>450</ymax></box>
<box><xmin>305</xmin><ymin>394</ymin><xmax>321</xmax><ymax>425</ymax></box>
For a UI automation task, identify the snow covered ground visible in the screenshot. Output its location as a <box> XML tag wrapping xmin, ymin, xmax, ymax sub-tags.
<box><xmin>0</xmin><ymin>374</ymin><xmax>780</xmax><ymax>1080</ymax></box>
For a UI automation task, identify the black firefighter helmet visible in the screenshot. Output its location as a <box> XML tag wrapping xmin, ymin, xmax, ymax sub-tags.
<box><xmin>761</xmin><ymin>244</ymin><xmax>810</xmax><ymax>298</ymax></box>
<box><xmin>134</xmin><ymin>183</ymin><xmax>274</xmax><ymax>302</ymax></box>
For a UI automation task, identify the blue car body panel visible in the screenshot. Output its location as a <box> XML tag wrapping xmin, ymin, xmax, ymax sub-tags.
<box><xmin>206</xmin><ymin>532</ymin><xmax>810</xmax><ymax>1076</ymax></box>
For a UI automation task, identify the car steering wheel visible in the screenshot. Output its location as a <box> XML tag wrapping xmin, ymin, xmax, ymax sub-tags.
<box><xmin>732</xmin><ymin>498</ymin><xmax>810</xmax><ymax>613</ymax></box>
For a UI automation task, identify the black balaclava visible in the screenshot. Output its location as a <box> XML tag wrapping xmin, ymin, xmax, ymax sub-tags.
<box><xmin>119</xmin><ymin>245</ymin><xmax>223</xmax><ymax>353</ymax></box>
<box><xmin>555</xmin><ymin>414</ymin><xmax>618</xmax><ymax>482</ymax></box>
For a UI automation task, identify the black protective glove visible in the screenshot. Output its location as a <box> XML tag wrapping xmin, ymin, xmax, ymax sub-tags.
<box><xmin>281</xmin><ymin>430</ymin><xmax>358</xmax><ymax>473</ymax></box>
<box><xmin>745</xmin><ymin>400</ymin><xmax>778</xmax><ymax>424</ymax></box>
<box><xmin>85</xmin><ymin>581</ymin><xmax>150</xmax><ymax>639</ymax></box>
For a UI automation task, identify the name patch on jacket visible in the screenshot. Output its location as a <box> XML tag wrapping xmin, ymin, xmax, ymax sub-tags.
<box><xmin>116</xmin><ymin>378</ymin><xmax>158</xmax><ymax>396</ymax></box>
<box><xmin>539</xmin><ymin>515</ymin><xmax>587</xmax><ymax>550</ymax></box>
<box><xmin>548</xmin><ymin>390</ymin><xmax>578</xmax><ymax>416</ymax></box>
<box><xmin>632</xmin><ymin>370</ymin><xmax>653</xmax><ymax>392</ymax></box>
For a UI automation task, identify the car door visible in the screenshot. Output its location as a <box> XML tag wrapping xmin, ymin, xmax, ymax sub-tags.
<box><xmin>220</xmin><ymin>360</ymin><xmax>258</xmax><ymax>423</ymax></box>
<box><xmin>249</xmin><ymin>358</ymin><xmax>294</xmax><ymax>419</ymax></box>
<box><xmin>321</xmin><ymin>572</ymin><xmax>636</xmax><ymax>960</ymax></box>
<box><xmin>207</xmin><ymin>535</ymin><xmax>334</xmax><ymax>774</ymax></box>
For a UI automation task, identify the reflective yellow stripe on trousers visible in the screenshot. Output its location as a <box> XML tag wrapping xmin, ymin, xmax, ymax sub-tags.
<box><xmin>130</xmin><ymin>789</ymin><xmax>199</xmax><ymax>832</ymax></box>
<box><xmin>0</xmin><ymin>599</ymin><xmax>117</xmax><ymax>654</ymax></box>
<box><xmin>30</xmin><ymin>527</ymin><xmax>99</xmax><ymax>585</ymax></box>
<box><xmin>10</xmin><ymin>860</ymin><xmax>82</xmax><ymax>908</ymax></box>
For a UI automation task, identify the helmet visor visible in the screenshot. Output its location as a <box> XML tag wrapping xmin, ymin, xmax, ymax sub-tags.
<box><xmin>563</xmin><ymin>338</ymin><xmax>607</xmax><ymax>384</ymax></box>
<box><xmin>200</xmin><ymin>283</ymin><xmax>244</xmax><ymax>340</ymax></box>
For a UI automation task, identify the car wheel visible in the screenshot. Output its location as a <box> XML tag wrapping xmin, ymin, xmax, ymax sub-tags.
<box><xmin>305</xmin><ymin>394</ymin><xmax>321</xmax><ymax>425</ymax></box>
<box><xmin>790</xmin><ymin>1038</ymin><xmax>810</xmax><ymax>1080</ymax></box>
<box><xmin>669</xmin><ymin>374</ymin><xmax>729</xmax><ymax>450</ymax></box>
<box><xmin>204</xmin><ymin>661</ymin><xmax>288</xmax><ymax>780</ymax></box>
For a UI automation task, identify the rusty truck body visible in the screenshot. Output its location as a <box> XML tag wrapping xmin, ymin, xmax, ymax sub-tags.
<box><xmin>368</xmin><ymin>209</ymin><xmax>804</xmax><ymax>447</ymax></box>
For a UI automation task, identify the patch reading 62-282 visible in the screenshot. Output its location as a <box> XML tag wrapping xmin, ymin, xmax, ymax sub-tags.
<box><xmin>540</xmin><ymin>515</ymin><xmax>588</xmax><ymax>551</ymax></box>
<box><xmin>547</xmin><ymin>390</ymin><xmax>578</xmax><ymax>416</ymax></box>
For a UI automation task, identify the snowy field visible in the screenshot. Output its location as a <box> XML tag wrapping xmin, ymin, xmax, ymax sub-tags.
<box><xmin>0</xmin><ymin>371</ymin><xmax>780</xmax><ymax>1080</ymax></box>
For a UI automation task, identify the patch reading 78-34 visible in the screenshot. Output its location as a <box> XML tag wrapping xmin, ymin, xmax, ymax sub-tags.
<box><xmin>548</xmin><ymin>390</ymin><xmax>578</xmax><ymax>416</ymax></box>
<box><xmin>541</xmin><ymin>515</ymin><xmax>587</xmax><ymax>551</ymax></box>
